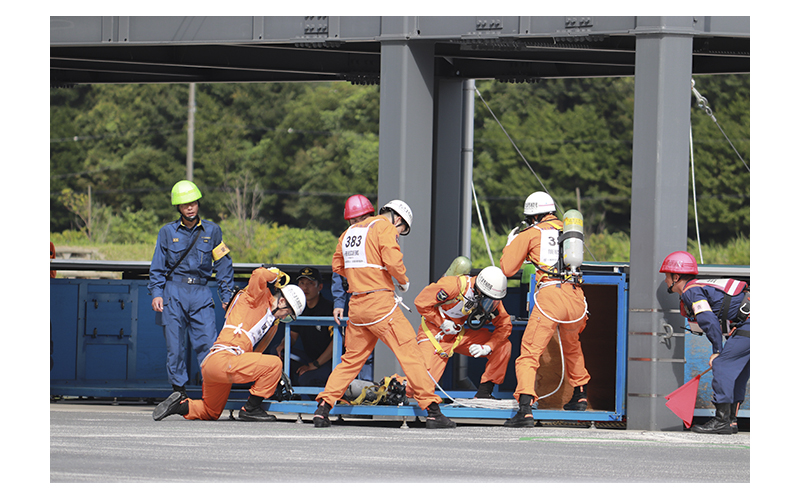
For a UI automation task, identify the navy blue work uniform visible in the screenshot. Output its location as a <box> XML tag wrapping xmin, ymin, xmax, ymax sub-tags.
<box><xmin>148</xmin><ymin>218</ymin><xmax>234</xmax><ymax>388</ymax></box>
<box><xmin>680</xmin><ymin>279</ymin><xmax>750</xmax><ymax>405</ymax></box>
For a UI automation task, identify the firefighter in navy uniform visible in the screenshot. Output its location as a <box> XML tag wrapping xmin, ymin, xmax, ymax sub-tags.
<box><xmin>660</xmin><ymin>251</ymin><xmax>750</xmax><ymax>434</ymax></box>
<box><xmin>149</xmin><ymin>180</ymin><xmax>235</xmax><ymax>399</ymax></box>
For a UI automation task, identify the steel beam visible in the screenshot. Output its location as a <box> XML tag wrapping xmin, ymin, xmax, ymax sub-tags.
<box><xmin>373</xmin><ymin>35</ymin><xmax>436</xmax><ymax>380</ymax></box>
<box><xmin>627</xmin><ymin>17</ymin><xmax>694</xmax><ymax>431</ymax></box>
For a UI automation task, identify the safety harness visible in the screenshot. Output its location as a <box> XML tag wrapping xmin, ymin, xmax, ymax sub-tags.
<box><xmin>421</xmin><ymin>275</ymin><xmax>471</xmax><ymax>358</ymax></box>
<box><xmin>682</xmin><ymin>279</ymin><xmax>750</xmax><ymax>334</ymax></box>
<box><xmin>515</xmin><ymin>218</ymin><xmax>583</xmax><ymax>288</ymax></box>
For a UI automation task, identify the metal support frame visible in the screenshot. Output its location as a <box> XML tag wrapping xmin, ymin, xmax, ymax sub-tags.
<box><xmin>627</xmin><ymin>17</ymin><xmax>695</xmax><ymax>431</ymax></box>
<box><xmin>374</xmin><ymin>34</ymin><xmax>436</xmax><ymax>380</ymax></box>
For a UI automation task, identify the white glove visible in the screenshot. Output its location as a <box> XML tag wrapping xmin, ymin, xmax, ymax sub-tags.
<box><xmin>440</xmin><ymin>320</ymin><xmax>459</xmax><ymax>335</ymax></box>
<box><xmin>397</xmin><ymin>281</ymin><xmax>410</xmax><ymax>293</ymax></box>
<box><xmin>468</xmin><ymin>344</ymin><xmax>492</xmax><ymax>358</ymax></box>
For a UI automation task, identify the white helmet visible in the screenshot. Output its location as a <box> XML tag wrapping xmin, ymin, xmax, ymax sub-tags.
<box><xmin>280</xmin><ymin>284</ymin><xmax>306</xmax><ymax>319</ymax></box>
<box><xmin>523</xmin><ymin>192</ymin><xmax>556</xmax><ymax>216</ymax></box>
<box><xmin>380</xmin><ymin>199</ymin><xmax>413</xmax><ymax>235</ymax></box>
<box><xmin>475</xmin><ymin>266</ymin><xmax>507</xmax><ymax>300</ymax></box>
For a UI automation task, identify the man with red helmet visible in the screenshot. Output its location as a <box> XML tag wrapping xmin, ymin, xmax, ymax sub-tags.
<box><xmin>660</xmin><ymin>251</ymin><xmax>750</xmax><ymax>434</ymax></box>
<box><xmin>313</xmin><ymin>199</ymin><xmax>456</xmax><ymax>429</ymax></box>
<box><xmin>332</xmin><ymin>195</ymin><xmax>375</xmax><ymax>325</ymax></box>
<box><xmin>332</xmin><ymin>194</ymin><xmax>377</xmax><ymax>381</ymax></box>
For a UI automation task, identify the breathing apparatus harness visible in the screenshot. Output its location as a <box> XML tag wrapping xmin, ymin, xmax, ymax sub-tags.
<box><xmin>345</xmin><ymin>375</ymin><xmax>409</xmax><ymax>406</ymax></box>
<box><xmin>515</xmin><ymin>210</ymin><xmax>585</xmax><ymax>288</ymax></box>
<box><xmin>421</xmin><ymin>274</ymin><xmax>502</xmax><ymax>359</ymax></box>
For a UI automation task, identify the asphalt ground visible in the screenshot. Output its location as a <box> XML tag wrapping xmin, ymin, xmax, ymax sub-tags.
<box><xmin>47</xmin><ymin>399</ymin><xmax>759</xmax><ymax>490</ymax></box>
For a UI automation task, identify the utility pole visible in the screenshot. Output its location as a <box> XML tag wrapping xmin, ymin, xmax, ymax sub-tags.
<box><xmin>186</xmin><ymin>83</ymin><xmax>196</xmax><ymax>181</ymax></box>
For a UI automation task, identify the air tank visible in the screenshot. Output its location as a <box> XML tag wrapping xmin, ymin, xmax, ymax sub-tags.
<box><xmin>562</xmin><ymin>209</ymin><xmax>584</xmax><ymax>274</ymax></box>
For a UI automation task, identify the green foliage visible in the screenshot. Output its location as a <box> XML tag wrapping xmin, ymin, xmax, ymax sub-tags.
<box><xmin>688</xmin><ymin>234</ymin><xmax>750</xmax><ymax>266</ymax></box>
<box><xmin>218</xmin><ymin>220</ymin><xmax>340</xmax><ymax>266</ymax></box>
<box><xmin>49</xmin><ymin>224</ymin><xmax>749</xmax><ymax>268</ymax></box>
<box><xmin>584</xmin><ymin>230</ymin><xmax>631</xmax><ymax>262</ymax></box>
<box><xmin>50</xmin><ymin>75</ymin><xmax>749</xmax><ymax>251</ymax></box>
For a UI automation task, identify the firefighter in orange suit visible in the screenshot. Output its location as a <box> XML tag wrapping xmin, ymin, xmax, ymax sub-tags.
<box><xmin>411</xmin><ymin>266</ymin><xmax>512</xmax><ymax>400</ymax></box>
<box><xmin>500</xmin><ymin>192</ymin><xmax>590</xmax><ymax>427</ymax></box>
<box><xmin>313</xmin><ymin>200</ymin><xmax>456</xmax><ymax>429</ymax></box>
<box><xmin>153</xmin><ymin>267</ymin><xmax>306</xmax><ymax>422</ymax></box>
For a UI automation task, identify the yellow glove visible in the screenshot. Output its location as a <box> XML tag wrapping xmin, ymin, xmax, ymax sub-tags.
<box><xmin>267</xmin><ymin>267</ymin><xmax>290</xmax><ymax>288</ymax></box>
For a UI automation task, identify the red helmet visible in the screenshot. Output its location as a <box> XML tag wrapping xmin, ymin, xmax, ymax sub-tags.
<box><xmin>344</xmin><ymin>195</ymin><xmax>375</xmax><ymax>220</ymax></box>
<box><xmin>659</xmin><ymin>251</ymin><xmax>698</xmax><ymax>275</ymax></box>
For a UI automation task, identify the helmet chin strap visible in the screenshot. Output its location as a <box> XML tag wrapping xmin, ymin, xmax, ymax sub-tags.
<box><xmin>666</xmin><ymin>274</ymin><xmax>680</xmax><ymax>294</ymax></box>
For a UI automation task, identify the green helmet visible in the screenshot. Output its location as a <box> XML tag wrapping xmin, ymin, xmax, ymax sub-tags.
<box><xmin>171</xmin><ymin>180</ymin><xmax>202</xmax><ymax>205</ymax></box>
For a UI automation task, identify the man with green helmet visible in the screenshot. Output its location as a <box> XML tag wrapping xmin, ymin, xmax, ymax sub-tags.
<box><xmin>148</xmin><ymin>180</ymin><xmax>234</xmax><ymax>399</ymax></box>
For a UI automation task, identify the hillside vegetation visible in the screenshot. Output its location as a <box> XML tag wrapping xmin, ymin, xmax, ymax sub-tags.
<box><xmin>51</xmin><ymin>76</ymin><xmax>749</xmax><ymax>267</ymax></box>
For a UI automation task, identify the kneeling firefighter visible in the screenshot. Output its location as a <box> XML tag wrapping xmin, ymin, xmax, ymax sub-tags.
<box><xmin>410</xmin><ymin>265</ymin><xmax>513</xmax><ymax>400</ymax></box>
<box><xmin>153</xmin><ymin>267</ymin><xmax>305</xmax><ymax>422</ymax></box>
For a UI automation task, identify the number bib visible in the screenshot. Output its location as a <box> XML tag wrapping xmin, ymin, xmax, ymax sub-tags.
<box><xmin>536</xmin><ymin>227</ymin><xmax>560</xmax><ymax>267</ymax></box>
<box><xmin>342</xmin><ymin>221</ymin><xmax>375</xmax><ymax>269</ymax></box>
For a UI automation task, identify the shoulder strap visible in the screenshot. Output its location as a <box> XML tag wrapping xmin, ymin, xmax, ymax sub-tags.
<box><xmin>719</xmin><ymin>294</ymin><xmax>732</xmax><ymax>334</ymax></box>
<box><xmin>165</xmin><ymin>228</ymin><xmax>202</xmax><ymax>280</ymax></box>
<box><xmin>439</xmin><ymin>275</ymin><xmax>471</xmax><ymax>306</ymax></box>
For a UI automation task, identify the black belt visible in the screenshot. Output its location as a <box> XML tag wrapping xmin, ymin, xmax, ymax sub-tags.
<box><xmin>730</xmin><ymin>329</ymin><xmax>749</xmax><ymax>338</ymax></box>
<box><xmin>170</xmin><ymin>276</ymin><xmax>207</xmax><ymax>285</ymax></box>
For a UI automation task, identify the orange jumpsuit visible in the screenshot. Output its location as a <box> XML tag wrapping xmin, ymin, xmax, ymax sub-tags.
<box><xmin>50</xmin><ymin>242</ymin><xmax>57</xmax><ymax>278</ymax></box>
<box><xmin>410</xmin><ymin>275</ymin><xmax>512</xmax><ymax>396</ymax></box>
<box><xmin>500</xmin><ymin>214</ymin><xmax>589</xmax><ymax>403</ymax></box>
<box><xmin>316</xmin><ymin>215</ymin><xmax>441</xmax><ymax>411</ymax></box>
<box><xmin>184</xmin><ymin>267</ymin><xmax>284</xmax><ymax>420</ymax></box>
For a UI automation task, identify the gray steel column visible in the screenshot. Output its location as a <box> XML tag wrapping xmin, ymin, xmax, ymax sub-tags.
<box><xmin>373</xmin><ymin>36</ymin><xmax>436</xmax><ymax>380</ymax></box>
<box><xmin>627</xmin><ymin>17</ymin><xmax>695</xmax><ymax>430</ymax></box>
<box><xmin>432</xmin><ymin>78</ymin><xmax>473</xmax><ymax>278</ymax></box>
<box><xmin>432</xmin><ymin>78</ymin><xmax>476</xmax><ymax>389</ymax></box>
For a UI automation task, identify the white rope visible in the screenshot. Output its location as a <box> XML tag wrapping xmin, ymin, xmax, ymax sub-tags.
<box><xmin>425</xmin><ymin>370</ymin><xmax>521</xmax><ymax>409</ymax></box>
<box><xmin>691</xmin><ymin>79</ymin><xmax>750</xmax><ymax>173</ymax></box>
<box><xmin>689</xmin><ymin>123</ymin><xmax>705</xmax><ymax>264</ymax></box>
<box><xmin>347</xmin><ymin>293</ymin><xmax>409</xmax><ymax>327</ymax></box>
<box><xmin>471</xmin><ymin>181</ymin><xmax>495</xmax><ymax>266</ymax></box>
<box><xmin>532</xmin><ymin>284</ymin><xmax>589</xmax><ymax>325</ymax></box>
<box><xmin>526</xmin><ymin>284</ymin><xmax>588</xmax><ymax>402</ymax></box>
<box><xmin>473</xmin><ymin>86</ymin><xmax>599</xmax><ymax>261</ymax></box>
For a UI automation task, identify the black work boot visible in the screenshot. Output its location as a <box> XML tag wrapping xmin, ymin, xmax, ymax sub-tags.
<box><xmin>172</xmin><ymin>384</ymin><xmax>188</xmax><ymax>400</ymax></box>
<box><xmin>473</xmin><ymin>381</ymin><xmax>497</xmax><ymax>399</ymax></box>
<box><xmin>692</xmin><ymin>403</ymin><xmax>734</xmax><ymax>434</ymax></box>
<box><xmin>238</xmin><ymin>395</ymin><xmax>277</xmax><ymax>422</ymax></box>
<box><xmin>313</xmin><ymin>401</ymin><xmax>332</xmax><ymax>428</ymax></box>
<box><xmin>730</xmin><ymin>401</ymin><xmax>741</xmax><ymax>434</ymax></box>
<box><xmin>504</xmin><ymin>394</ymin><xmax>535</xmax><ymax>427</ymax></box>
<box><xmin>153</xmin><ymin>391</ymin><xmax>189</xmax><ymax>421</ymax></box>
<box><xmin>425</xmin><ymin>402</ymin><xmax>457</xmax><ymax>429</ymax></box>
<box><xmin>563</xmin><ymin>385</ymin><xmax>588</xmax><ymax>411</ymax></box>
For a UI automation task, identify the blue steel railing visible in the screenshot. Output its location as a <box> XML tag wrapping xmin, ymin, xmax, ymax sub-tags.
<box><xmin>279</xmin><ymin>316</ymin><xmax>345</xmax><ymax>396</ymax></box>
<box><xmin>255</xmin><ymin>314</ymin><xmax>627</xmax><ymax>422</ymax></box>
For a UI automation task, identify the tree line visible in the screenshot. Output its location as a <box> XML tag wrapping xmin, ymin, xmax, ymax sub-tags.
<box><xmin>50</xmin><ymin>75</ymin><xmax>749</xmax><ymax>249</ymax></box>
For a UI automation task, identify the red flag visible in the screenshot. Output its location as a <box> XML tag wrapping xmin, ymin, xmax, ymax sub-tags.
<box><xmin>664</xmin><ymin>367</ymin><xmax>712</xmax><ymax>428</ymax></box>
